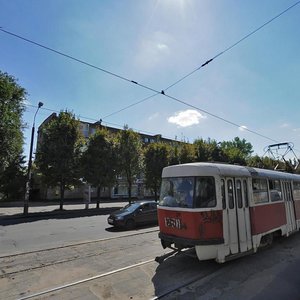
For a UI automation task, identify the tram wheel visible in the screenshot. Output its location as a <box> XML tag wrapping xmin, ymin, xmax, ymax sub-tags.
<box><xmin>260</xmin><ymin>233</ymin><xmax>273</xmax><ymax>248</ymax></box>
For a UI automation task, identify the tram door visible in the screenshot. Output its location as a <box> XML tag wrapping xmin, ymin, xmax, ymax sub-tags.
<box><xmin>223</xmin><ymin>178</ymin><xmax>252</xmax><ymax>254</ymax></box>
<box><xmin>282</xmin><ymin>181</ymin><xmax>296</xmax><ymax>233</ymax></box>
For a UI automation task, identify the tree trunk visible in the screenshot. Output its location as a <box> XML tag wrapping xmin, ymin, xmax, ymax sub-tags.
<box><xmin>60</xmin><ymin>182</ymin><xmax>64</xmax><ymax>210</ymax></box>
<box><xmin>128</xmin><ymin>183</ymin><xmax>132</xmax><ymax>204</ymax></box>
<box><xmin>154</xmin><ymin>182</ymin><xmax>158</xmax><ymax>202</ymax></box>
<box><xmin>96</xmin><ymin>186</ymin><xmax>101</xmax><ymax>209</ymax></box>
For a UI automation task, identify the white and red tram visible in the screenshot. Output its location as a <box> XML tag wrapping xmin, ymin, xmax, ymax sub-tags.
<box><xmin>157</xmin><ymin>162</ymin><xmax>300</xmax><ymax>263</ymax></box>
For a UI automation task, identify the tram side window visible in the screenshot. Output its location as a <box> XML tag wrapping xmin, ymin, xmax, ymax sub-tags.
<box><xmin>227</xmin><ymin>180</ymin><xmax>234</xmax><ymax>209</ymax></box>
<box><xmin>243</xmin><ymin>180</ymin><xmax>249</xmax><ymax>207</ymax></box>
<box><xmin>252</xmin><ymin>178</ymin><xmax>269</xmax><ymax>204</ymax></box>
<box><xmin>269</xmin><ymin>179</ymin><xmax>282</xmax><ymax>202</ymax></box>
<box><xmin>293</xmin><ymin>181</ymin><xmax>300</xmax><ymax>201</ymax></box>
<box><xmin>221</xmin><ymin>179</ymin><xmax>226</xmax><ymax>209</ymax></box>
<box><xmin>195</xmin><ymin>177</ymin><xmax>216</xmax><ymax>208</ymax></box>
<box><xmin>236</xmin><ymin>180</ymin><xmax>243</xmax><ymax>208</ymax></box>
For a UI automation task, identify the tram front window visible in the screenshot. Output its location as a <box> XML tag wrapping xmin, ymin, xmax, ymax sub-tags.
<box><xmin>159</xmin><ymin>177</ymin><xmax>194</xmax><ymax>208</ymax></box>
<box><xmin>159</xmin><ymin>176</ymin><xmax>216</xmax><ymax>208</ymax></box>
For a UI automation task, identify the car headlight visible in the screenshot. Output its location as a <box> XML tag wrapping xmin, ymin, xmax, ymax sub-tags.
<box><xmin>115</xmin><ymin>216</ymin><xmax>124</xmax><ymax>220</ymax></box>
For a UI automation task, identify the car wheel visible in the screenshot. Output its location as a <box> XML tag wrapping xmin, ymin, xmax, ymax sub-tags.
<box><xmin>126</xmin><ymin>219</ymin><xmax>135</xmax><ymax>230</ymax></box>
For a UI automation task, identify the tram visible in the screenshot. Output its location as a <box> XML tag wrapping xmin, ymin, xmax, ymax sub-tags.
<box><xmin>157</xmin><ymin>162</ymin><xmax>300</xmax><ymax>263</ymax></box>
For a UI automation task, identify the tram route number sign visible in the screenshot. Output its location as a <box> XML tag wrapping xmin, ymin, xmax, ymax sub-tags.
<box><xmin>164</xmin><ymin>217</ymin><xmax>187</xmax><ymax>230</ymax></box>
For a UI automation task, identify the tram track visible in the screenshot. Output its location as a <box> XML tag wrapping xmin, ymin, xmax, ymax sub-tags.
<box><xmin>17</xmin><ymin>258</ymin><xmax>156</xmax><ymax>300</ymax></box>
<box><xmin>16</xmin><ymin>253</ymin><xmax>221</xmax><ymax>300</ymax></box>
<box><xmin>0</xmin><ymin>228</ymin><xmax>159</xmax><ymax>259</ymax></box>
<box><xmin>0</xmin><ymin>229</ymin><xmax>159</xmax><ymax>278</ymax></box>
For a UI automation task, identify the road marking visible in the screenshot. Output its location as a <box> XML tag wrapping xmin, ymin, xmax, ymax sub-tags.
<box><xmin>17</xmin><ymin>259</ymin><xmax>154</xmax><ymax>300</ymax></box>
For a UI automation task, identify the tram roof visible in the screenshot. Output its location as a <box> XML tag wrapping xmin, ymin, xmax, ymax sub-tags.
<box><xmin>162</xmin><ymin>162</ymin><xmax>300</xmax><ymax>181</ymax></box>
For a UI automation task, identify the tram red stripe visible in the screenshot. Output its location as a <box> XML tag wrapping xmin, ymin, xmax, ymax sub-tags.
<box><xmin>250</xmin><ymin>202</ymin><xmax>286</xmax><ymax>235</ymax></box>
<box><xmin>158</xmin><ymin>209</ymin><xmax>223</xmax><ymax>240</ymax></box>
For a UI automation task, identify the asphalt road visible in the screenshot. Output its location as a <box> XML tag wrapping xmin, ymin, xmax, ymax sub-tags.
<box><xmin>1</xmin><ymin>206</ymin><xmax>300</xmax><ymax>299</ymax></box>
<box><xmin>0</xmin><ymin>203</ymin><xmax>158</xmax><ymax>256</ymax></box>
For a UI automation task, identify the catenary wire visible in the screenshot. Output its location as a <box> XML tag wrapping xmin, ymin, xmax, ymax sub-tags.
<box><xmin>163</xmin><ymin>0</ymin><xmax>300</xmax><ymax>92</ymax></box>
<box><xmin>25</xmin><ymin>103</ymin><xmax>300</xmax><ymax>155</ymax></box>
<box><xmin>0</xmin><ymin>28</ymin><xmax>158</xmax><ymax>95</ymax></box>
<box><xmin>99</xmin><ymin>1</ymin><xmax>300</xmax><ymax>118</ymax></box>
<box><xmin>2</xmin><ymin>1</ymin><xmax>300</xmax><ymax>148</ymax></box>
<box><xmin>1</xmin><ymin>1</ymin><xmax>299</xmax><ymax>122</ymax></box>
<box><xmin>102</xmin><ymin>93</ymin><xmax>160</xmax><ymax>119</ymax></box>
<box><xmin>25</xmin><ymin>104</ymin><xmax>167</xmax><ymax>138</ymax></box>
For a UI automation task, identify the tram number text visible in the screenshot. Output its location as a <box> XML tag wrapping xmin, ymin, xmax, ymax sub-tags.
<box><xmin>164</xmin><ymin>217</ymin><xmax>187</xmax><ymax>230</ymax></box>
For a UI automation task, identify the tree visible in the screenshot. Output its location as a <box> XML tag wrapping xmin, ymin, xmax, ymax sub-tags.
<box><xmin>194</xmin><ymin>138</ymin><xmax>223</xmax><ymax>162</ymax></box>
<box><xmin>116</xmin><ymin>126</ymin><xmax>143</xmax><ymax>203</ymax></box>
<box><xmin>247</xmin><ymin>155</ymin><xmax>275</xmax><ymax>169</ymax></box>
<box><xmin>220</xmin><ymin>137</ymin><xmax>253</xmax><ymax>165</ymax></box>
<box><xmin>0</xmin><ymin>155</ymin><xmax>26</xmax><ymax>200</ymax></box>
<box><xmin>169</xmin><ymin>143</ymin><xmax>180</xmax><ymax>165</ymax></box>
<box><xmin>81</xmin><ymin>129</ymin><xmax>117</xmax><ymax>208</ymax></box>
<box><xmin>36</xmin><ymin>111</ymin><xmax>83</xmax><ymax>210</ymax></box>
<box><xmin>144</xmin><ymin>143</ymin><xmax>170</xmax><ymax>201</ymax></box>
<box><xmin>178</xmin><ymin>143</ymin><xmax>196</xmax><ymax>164</ymax></box>
<box><xmin>0</xmin><ymin>71</ymin><xmax>26</xmax><ymax>199</ymax></box>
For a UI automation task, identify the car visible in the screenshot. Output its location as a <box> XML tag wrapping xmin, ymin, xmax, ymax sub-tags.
<box><xmin>107</xmin><ymin>200</ymin><xmax>158</xmax><ymax>229</ymax></box>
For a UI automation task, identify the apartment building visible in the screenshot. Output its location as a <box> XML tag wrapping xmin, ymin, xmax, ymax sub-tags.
<box><xmin>36</xmin><ymin>113</ymin><xmax>179</xmax><ymax>200</ymax></box>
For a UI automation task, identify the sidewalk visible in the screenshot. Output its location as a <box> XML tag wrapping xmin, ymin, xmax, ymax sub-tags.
<box><xmin>0</xmin><ymin>200</ymin><xmax>128</xmax><ymax>219</ymax></box>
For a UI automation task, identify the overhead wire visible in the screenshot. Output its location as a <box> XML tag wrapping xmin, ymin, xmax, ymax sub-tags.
<box><xmin>0</xmin><ymin>28</ymin><xmax>161</xmax><ymax>96</ymax></box>
<box><xmin>2</xmin><ymin>1</ymin><xmax>300</xmax><ymax>147</ymax></box>
<box><xmin>1</xmin><ymin>0</ymin><xmax>299</xmax><ymax>117</ymax></box>
<box><xmin>25</xmin><ymin>104</ymin><xmax>167</xmax><ymax>138</ymax></box>
<box><xmin>100</xmin><ymin>0</ymin><xmax>300</xmax><ymax>118</ymax></box>
<box><xmin>163</xmin><ymin>0</ymin><xmax>300</xmax><ymax>92</ymax></box>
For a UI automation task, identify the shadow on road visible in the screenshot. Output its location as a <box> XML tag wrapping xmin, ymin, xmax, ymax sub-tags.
<box><xmin>0</xmin><ymin>207</ymin><xmax>122</xmax><ymax>226</ymax></box>
<box><xmin>105</xmin><ymin>223</ymin><xmax>158</xmax><ymax>232</ymax></box>
<box><xmin>152</xmin><ymin>249</ymin><xmax>220</xmax><ymax>298</ymax></box>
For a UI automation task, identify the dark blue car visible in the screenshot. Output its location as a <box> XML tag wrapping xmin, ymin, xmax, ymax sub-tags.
<box><xmin>107</xmin><ymin>200</ymin><xmax>158</xmax><ymax>229</ymax></box>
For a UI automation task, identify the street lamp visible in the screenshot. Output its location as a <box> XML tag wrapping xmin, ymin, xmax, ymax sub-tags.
<box><xmin>24</xmin><ymin>101</ymin><xmax>44</xmax><ymax>215</ymax></box>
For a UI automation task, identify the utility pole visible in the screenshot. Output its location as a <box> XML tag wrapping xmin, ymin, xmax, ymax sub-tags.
<box><xmin>24</xmin><ymin>101</ymin><xmax>44</xmax><ymax>215</ymax></box>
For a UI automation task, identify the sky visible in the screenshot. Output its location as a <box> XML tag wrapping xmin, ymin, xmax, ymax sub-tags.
<box><xmin>1</xmin><ymin>0</ymin><xmax>300</xmax><ymax>162</ymax></box>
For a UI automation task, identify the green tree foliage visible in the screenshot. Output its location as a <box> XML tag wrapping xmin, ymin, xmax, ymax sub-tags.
<box><xmin>116</xmin><ymin>126</ymin><xmax>143</xmax><ymax>203</ymax></box>
<box><xmin>81</xmin><ymin>129</ymin><xmax>117</xmax><ymax>208</ymax></box>
<box><xmin>0</xmin><ymin>71</ymin><xmax>26</xmax><ymax>200</ymax></box>
<box><xmin>178</xmin><ymin>143</ymin><xmax>196</xmax><ymax>164</ymax></box>
<box><xmin>0</xmin><ymin>155</ymin><xmax>26</xmax><ymax>200</ymax></box>
<box><xmin>220</xmin><ymin>137</ymin><xmax>253</xmax><ymax>165</ymax></box>
<box><xmin>247</xmin><ymin>155</ymin><xmax>278</xmax><ymax>169</ymax></box>
<box><xmin>36</xmin><ymin>111</ymin><xmax>83</xmax><ymax>209</ymax></box>
<box><xmin>144</xmin><ymin>143</ymin><xmax>170</xmax><ymax>201</ymax></box>
<box><xmin>194</xmin><ymin>138</ymin><xmax>223</xmax><ymax>162</ymax></box>
<box><xmin>169</xmin><ymin>143</ymin><xmax>180</xmax><ymax>165</ymax></box>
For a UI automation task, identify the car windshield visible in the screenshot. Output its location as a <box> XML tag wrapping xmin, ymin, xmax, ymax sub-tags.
<box><xmin>159</xmin><ymin>176</ymin><xmax>216</xmax><ymax>208</ymax></box>
<box><xmin>120</xmin><ymin>202</ymin><xmax>140</xmax><ymax>212</ymax></box>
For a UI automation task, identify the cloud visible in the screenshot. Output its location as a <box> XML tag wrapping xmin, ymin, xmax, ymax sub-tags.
<box><xmin>148</xmin><ymin>112</ymin><xmax>160</xmax><ymax>121</ymax></box>
<box><xmin>239</xmin><ymin>125</ymin><xmax>248</xmax><ymax>131</ymax></box>
<box><xmin>168</xmin><ymin>109</ymin><xmax>206</xmax><ymax>127</ymax></box>
<box><xmin>280</xmin><ymin>123</ymin><xmax>290</xmax><ymax>128</ymax></box>
<box><xmin>135</xmin><ymin>31</ymin><xmax>172</xmax><ymax>69</ymax></box>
